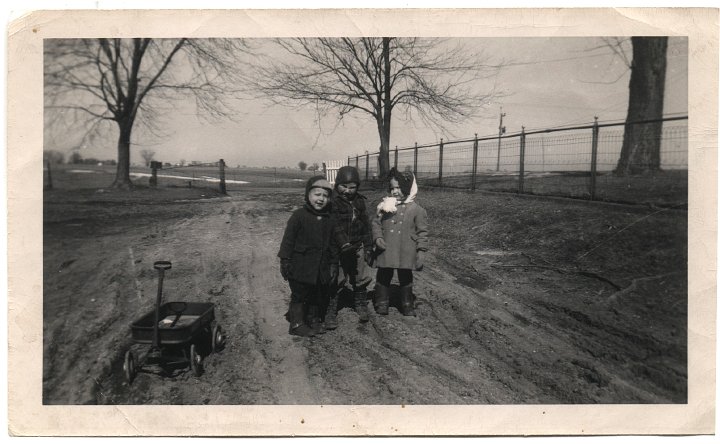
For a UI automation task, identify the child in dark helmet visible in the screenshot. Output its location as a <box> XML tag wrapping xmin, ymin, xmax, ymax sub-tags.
<box><xmin>327</xmin><ymin>165</ymin><xmax>374</xmax><ymax>326</ymax></box>
<box><xmin>278</xmin><ymin>176</ymin><xmax>340</xmax><ymax>337</ymax></box>
<box><xmin>372</xmin><ymin>167</ymin><xmax>428</xmax><ymax>316</ymax></box>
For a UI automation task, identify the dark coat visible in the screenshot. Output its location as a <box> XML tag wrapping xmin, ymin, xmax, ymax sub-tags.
<box><xmin>331</xmin><ymin>191</ymin><xmax>373</xmax><ymax>253</ymax></box>
<box><xmin>371</xmin><ymin>201</ymin><xmax>428</xmax><ymax>270</ymax></box>
<box><xmin>278</xmin><ymin>205</ymin><xmax>339</xmax><ymax>285</ymax></box>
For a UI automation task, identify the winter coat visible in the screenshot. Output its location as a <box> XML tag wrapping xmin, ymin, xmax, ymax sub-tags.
<box><xmin>278</xmin><ymin>205</ymin><xmax>339</xmax><ymax>285</ymax></box>
<box><xmin>331</xmin><ymin>191</ymin><xmax>373</xmax><ymax>253</ymax></box>
<box><xmin>371</xmin><ymin>201</ymin><xmax>428</xmax><ymax>269</ymax></box>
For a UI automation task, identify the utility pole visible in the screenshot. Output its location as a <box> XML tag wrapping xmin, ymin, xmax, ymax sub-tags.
<box><xmin>495</xmin><ymin>108</ymin><xmax>506</xmax><ymax>172</ymax></box>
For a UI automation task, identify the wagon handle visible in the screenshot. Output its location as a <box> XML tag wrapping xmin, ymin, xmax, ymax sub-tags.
<box><xmin>154</xmin><ymin>261</ymin><xmax>172</xmax><ymax>271</ymax></box>
<box><xmin>152</xmin><ymin>261</ymin><xmax>172</xmax><ymax>351</ymax></box>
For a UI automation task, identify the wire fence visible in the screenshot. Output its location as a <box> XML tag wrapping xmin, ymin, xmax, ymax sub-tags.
<box><xmin>343</xmin><ymin>116</ymin><xmax>688</xmax><ymax>206</ymax></box>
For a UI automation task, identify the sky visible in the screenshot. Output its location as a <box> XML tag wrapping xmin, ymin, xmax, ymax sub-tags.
<box><xmin>42</xmin><ymin>35</ymin><xmax>688</xmax><ymax>169</ymax></box>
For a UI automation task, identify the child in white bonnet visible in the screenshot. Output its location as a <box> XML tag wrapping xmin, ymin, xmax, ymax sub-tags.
<box><xmin>371</xmin><ymin>167</ymin><xmax>428</xmax><ymax>316</ymax></box>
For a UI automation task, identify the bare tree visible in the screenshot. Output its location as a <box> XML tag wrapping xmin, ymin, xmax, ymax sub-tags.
<box><xmin>615</xmin><ymin>37</ymin><xmax>669</xmax><ymax>175</ymax></box>
<box><xmin>249</xmin><ymin>38</ymin><xmax>500</xmax><ymax>177</ymax></box>
<box><xmin>44</xmin><ymin>38</ymin><xmax>248</xmax><ymax>189</ymax></box>
<box><xmin>140</xmin><ymin>149</ymin><xmax>156</xmax><ymax>167</ymax></box>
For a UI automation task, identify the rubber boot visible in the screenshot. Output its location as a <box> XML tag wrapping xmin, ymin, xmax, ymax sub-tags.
<box><xmin>307</xmin><ymin>305</ymin><xmax>326</xmax><ymax>335</ymax></box>
<box><xmin>288</xmin><ymin>302</ymin><xmax>315</xmax><ymax>337</ymax></box>
<box><xmin>324</xmin><ymin>296</ymin><xmax>338</xmax><ymax>330</ymax></box>
<box><xmin>399</xmin><ymin>285</ymin><xmax>416</xmax><ymax>317</ymax></box>
<box><xmin>374</xmin><ymin>283</ymin><xmax>390</xmax><ymax>315</ymax></box>
<box><xmin>354</xmin><ymin>290</ymin><xmax>369</xmax><ymax>323</ymax></box>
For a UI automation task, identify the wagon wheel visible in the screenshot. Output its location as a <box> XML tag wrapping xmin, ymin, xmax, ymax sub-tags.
<box><xmin>211</xmin><ymin>324</ymin><xmax>226</xmax><ymax>353</ymax></box>
<box><xmin>123</xmin><ymin>350</ymin><xmax>137</xmax><ymax>384</ymax></box>
<box><xmin>189</xmin><ymin>344</ymin><xmax>203</xmax><ymax>377</ymax></box>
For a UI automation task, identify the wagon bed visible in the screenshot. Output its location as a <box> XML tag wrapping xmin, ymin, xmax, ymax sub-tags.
<box><xmin>131</xmin><ymin>302</ymin><xmax>215</xmax><ymax>345</ymax></box>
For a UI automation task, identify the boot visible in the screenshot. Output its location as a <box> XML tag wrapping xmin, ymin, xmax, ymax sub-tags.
<box><xmin>307</xmin><ymin>304</ymin><xmax>326</xmax><ymax>335</ymax></box>
<box><xmin>354</xmin><ymin>290</ymin><xmax>369</xmax><ymax>323</ymax></box>
<box><xmin>324</xmin><ymin>296</ymin><xmax>338</xmax><ymax>330</ymax></box>
<box><xmin>288</xmin><ymin>302</ymin><xmax>315</xmax><ymax>337</ymax></box>
<box><xmin>374</xmin><ymin>283</ymin><xmax>390</xmax><ymax>315</ymax></box>
<box><xmin>399</xmin><ymin>285</ymin><xmax>416</xmax><ymax>317</ymax></box>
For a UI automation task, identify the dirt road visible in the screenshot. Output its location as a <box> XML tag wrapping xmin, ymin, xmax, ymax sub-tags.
<box><xmin>42</xmin><ymin>187</ymin><xmax>687</xmax><ymax>405</ymax></box>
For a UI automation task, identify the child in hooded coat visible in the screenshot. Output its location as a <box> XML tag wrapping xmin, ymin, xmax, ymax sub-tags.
<box><xmin>371</xmin><ymin>167</ymin><xmax>429</xmax><ymax>316</ymax></box>
<box><xmin>278</xmin><ymin>176</ymin><xmax>339</xmax><ymax>337</ymax></box>
<box><xmin>328</xmin><ymin>166</ymin><xmax>374</xmax><ymax>326</ymax></box>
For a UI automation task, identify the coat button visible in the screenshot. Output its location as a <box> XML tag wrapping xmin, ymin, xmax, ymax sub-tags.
<box><xmin>390</xmin><ymin>229</ymin><xmax>394</xmax><ymax>233</ymax></box>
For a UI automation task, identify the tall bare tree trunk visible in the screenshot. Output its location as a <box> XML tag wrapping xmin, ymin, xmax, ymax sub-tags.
<box><xmin>377</xmin><ymin>37</ymin><xmax>393</xmax><ymax>178</ymax></box>
<box><xmin>615</xmin><ymin>37</ymin><xmax>668</xmax><ymax>176</ymax></box>
<box><xmin>112</xmin><ymin>121</ymin><xmax>134</xmax><ymax>189</ymax></box>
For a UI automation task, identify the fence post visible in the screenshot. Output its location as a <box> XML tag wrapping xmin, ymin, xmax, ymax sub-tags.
<box><xmin>45</xmin><ymin>161</ymin><xmax>53</xmax><ymax>190</ymax></box>
<box><xmin>355</xmin><ymin>155</ymin><xmax>359</xmax><ymax>169</ymax></box>
<box><xmin>413</xmin><ymin>142</ymin><xmax>418</xmax><ymax>174</ymax></box>
<box><xmin>218</xmin><ymin>159</ymin><xmax>227</xmax><ymax>194</ymax></box>
<box><xmin>365</xmin><ymin>152</ymin><xmax>370</xmax><ymax>182</ymax></box>
<box><xmin>590</xmin><ymin>117</ymin><xmax>599</xmax><ymax>200</ymax></box>
<box><xmin>439</xmin><ymin>138</ymin><xmax>444</xmax><ymax>187</ymax></box>
<box><xmin>471</xmin><ymin>134</ymin><xmax>478</xmax><ymax>191</ymax></box>
<box><xmin>518</xmin><ymin>127</ymin><xmax>526</xmax><ymax>194</ymax></box>
<box><xmin>394</xmin><ymin>146</ymin><xmax>399</xmax><ymax>169</ymax></box>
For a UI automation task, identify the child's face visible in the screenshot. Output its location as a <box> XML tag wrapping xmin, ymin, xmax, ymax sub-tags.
<box><xmin>308</xmin><ymin>187</ymin><xmax>330</xmax><ymax>210</ymax></box>
<box><xmin>337</xmin><ymin>182</ymin><xmax>358</xmax><ymax>197</ymax></box>
<box><xmin>389</xmin><ymin>178</ymin><xmax>404</xmax><ymax>200</ymax></box>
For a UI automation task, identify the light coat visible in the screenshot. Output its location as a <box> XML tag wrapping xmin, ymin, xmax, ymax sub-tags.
<box><xmin>372</xmin><ymin>201</ymin><xmax>428</xmax><ymax>270</ymax></box>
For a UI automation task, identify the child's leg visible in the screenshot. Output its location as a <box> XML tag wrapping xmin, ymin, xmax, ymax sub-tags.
<box><xmin>343</xmin><ymin>247</ymin><xmax>369</xmax><ymax>323</ymax></box>
<box><xmin>307</xmin><ymin>284</ymin><xmax>328</xmax><ymax>335</ymax></box>
<box><xmin>287</xmin><ymin>280</ymin><xmax>316</xmax><ymax>337</ymax></box>
<box><xmin>397</xmin><ymin>270</ymin><xmax>416</xmax><ymax>317</ymax></box>
<box><xmin>373</xmin><ymin>268</ymin><xmax>394</xmax><ymax>315</ymax></box>
<box><xmin>355</xmin><ymin>244</ymin><xmax>373</xmax><ymax>289</ymax></box>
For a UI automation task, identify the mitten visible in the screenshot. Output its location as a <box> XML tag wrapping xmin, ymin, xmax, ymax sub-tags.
<box><xmin>330</xmin><ymin>263</ymin><xmax>339</xmax><ymax>283</ymax></box>
<box><xmin>280</xmin><ymin>259</ymin><xmax>292</xmax><ymax>281</ymax></box>
<box><xmin>375</xmin><ymin>237</ymin><xmax>387</xmax><ymax>251</ymax></box>
<box><xmin>364</xmin><ymin>249</ymin><xmax>374</xmax><ymax>265</ymax></box>
<box><xmin>415</xmin><ymin>251</ymin><xmax>425</xmax><ymax>271</ymax></box>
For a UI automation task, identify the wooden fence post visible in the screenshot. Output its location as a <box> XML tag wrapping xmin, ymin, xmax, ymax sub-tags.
<box><xmin>471</xmin><ymin>134</ymin><xmax>478</xmax><ymax>191</ymax></box>
<box><xmin>590</xmin><ymin>117</ymin><xmax>599</xmax><ymax>200</ymax></box>
<box><xmin>518</xmin><ymin>127</ymin><xmax>526</xmax><ymax>194</ymax></box>
<box><xmin>413</xmin><ymin>142</ymin><xmax>418</xmax><ymax>174</ymax></box>
<box><xmin>365</xmin><ymin>152</ymin><xmax>370</xmax><ymax>182</ymax></box>
<box><xmin>45</xmin><ymin>161</ymin><xmax>53</xmax><ymax>190</ymax></box>
<box><xmin>355</xmin><ymin>155</ymin><xmax>359</xmax><ymax>169</ymax></box>
<box><xmin>219</xmin><ymin>159</ymin><xmax>227</xmax><ymax>194</ymax></box>
<box><xmin>438</xmin><ymin>138</ymin><xmax>444</xmax><ymax>187</ymax></box>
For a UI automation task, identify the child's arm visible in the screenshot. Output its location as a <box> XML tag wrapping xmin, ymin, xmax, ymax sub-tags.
<box><xmin>415</xmin><ymin>206</ymin><xmax>429</xmax><ymax>252</ymax></box>
<box><xmin>277</xmin><ymin>212</ymin><xmax>300</xmax><ymax>280</ymax></box>
<box><xmin>371</xmin><ymin>209</ymin><xmax>386</xmax><ymax>250</ymax></box>
<box><xmin>359</xmin><ymin>201</ymin><xmax>374</xmax><ymax>254</ymax></box>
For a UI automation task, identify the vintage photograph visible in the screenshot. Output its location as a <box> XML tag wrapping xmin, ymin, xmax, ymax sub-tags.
<box><xmin>41</xmin><ymin>34</ymin><xmax>689</xmax><ymax>404</ymax></box>
<box><xmin>7</xmin><ymin>8</ymin><xmax>717</xmax><ymax>437</ymax></box>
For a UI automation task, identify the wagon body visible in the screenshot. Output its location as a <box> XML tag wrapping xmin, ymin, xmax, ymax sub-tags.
<box><xmin>130</xmin><ymin>302</ymin><xmax>215</xmax><ymax>345</ymax></box>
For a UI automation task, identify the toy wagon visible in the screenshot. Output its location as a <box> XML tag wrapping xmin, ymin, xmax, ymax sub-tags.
<box><xmin>123</xmin><ymin>261</ymin><xmax>225</xmax><ymax>383</ymax></box>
